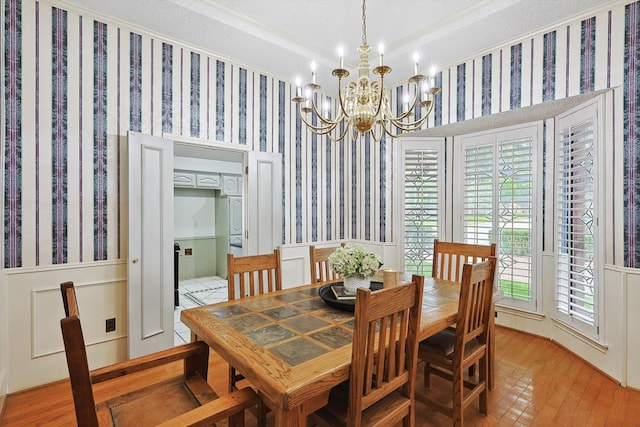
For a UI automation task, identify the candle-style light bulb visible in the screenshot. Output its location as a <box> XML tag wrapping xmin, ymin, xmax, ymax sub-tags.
<box><xmin>310</xmin><ymin>61</ymin><xmax>317</xmax><ymax>84</ymax></box>
<box><xmin>338</xmin><ymin>46</ymin><xmax>344</xmax><ymax>68</ymax></box>
<box><xmin>295</xmin><ymin>77</ymin><xmax>302</xmax><ymax>97</ymax></box>
<box><xmin>378</xmin><ymin>43</ymin><xmax>384</xmax><ymax>66</ymax></box>
<box><xmin>413</xmin><ymin>52</ymin><xmax>419</xmax><ymax>75</ymax></box>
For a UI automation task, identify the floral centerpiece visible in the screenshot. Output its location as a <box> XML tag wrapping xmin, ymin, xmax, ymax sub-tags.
<box><xmin>328</xmin><ymin>245</ymin><xmax>382</xmax><ymax>293</ymax></box>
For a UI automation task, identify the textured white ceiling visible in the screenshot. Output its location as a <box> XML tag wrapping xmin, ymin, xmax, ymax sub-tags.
<box><xmin>60</xmin><ymin>0</ymin><xmax>614</xmax><ymax>93</ymax></box>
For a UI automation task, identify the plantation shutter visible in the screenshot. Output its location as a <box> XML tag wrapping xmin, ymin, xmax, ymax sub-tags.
<box><xmin>456</xmin><ymin>124</ymin><xmax>540</xmax><ymax>312</ymax></box>
<box><xmin>402</xmin><ymin>139</ymin><xmax>444</xmax><ymax>276</ymax></box>
<box><xmin>463</xmin><ymin>144</ymin><xmax>494</xmax><ymax>246</ymax></box>
<box><xmin>554</xmin><ymin>102</ymin><xmax>599</xmax><ymax>338</ymax></box>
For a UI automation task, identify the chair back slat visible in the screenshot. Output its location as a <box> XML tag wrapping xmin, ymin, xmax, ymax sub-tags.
<box><xmin>349</xmin><ymin>275</ymin><xmax>424</xmax><ymax>423</ymax></box>
<box><xmin>227</xmin><ymin>249</ymin><xmax>281</xmax><ymax>300</ymax></box>
<box><xmin>432</xmin><ymin>240</ymin><xmax>496</xmax><ymax>282</ymax></box>
<box><xmin>309</xmin><ymin>243</ymin><xmax>345</xmax><ymax>283</ymax></box>
<box><xmin>61</xmin><ymin>281</ymin><xmax>79</xmax><ymax>317</ymax></box>
<box><xmin>59</xmin><ymin>282</ymin><xmax>99</xmax><ymax>427</ymax></box>
<box><xmin>456</xmin><ymin>257</ymin><xmax>497</xmax><ymax>354</ymax></box>
<box><xmin>61</xmin><ymin>315</ymin><xmax>99</xmax><ymax>427</ymax></box>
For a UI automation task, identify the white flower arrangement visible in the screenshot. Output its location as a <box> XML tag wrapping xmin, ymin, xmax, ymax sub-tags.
<box><xmin>328</xmin><ymin>245</ymin><xmax>382</xmax><ymax>279</ymax></box>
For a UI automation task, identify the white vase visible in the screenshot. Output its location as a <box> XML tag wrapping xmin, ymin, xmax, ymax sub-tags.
<box><xmin>343</xmin><ymin>276</ymin><xmax>371</xmax><ymax>295</ymax></box>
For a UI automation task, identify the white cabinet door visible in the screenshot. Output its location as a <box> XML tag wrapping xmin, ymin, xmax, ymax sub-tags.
<box><xmin>229</xmin><ymin>196</ymin><xmax>243</xmax><ymax>235</ymax></box>
<box><xmin>196</xmin><ymin>173</ymin><xmax>220</xmax><ymax>188</ymax></box>
<box><xmin>221</xmin><ymin>175</ymin><xmax>242</xmax><ymax>195</ymax></box>
<box><xmin>174</xmin><ymin>172</ymin><xmax>196</xmax><ymax>188</ymax></box>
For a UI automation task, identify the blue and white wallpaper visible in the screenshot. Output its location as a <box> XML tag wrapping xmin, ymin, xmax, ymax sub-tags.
<box><xmin>4</xmin><ymin>0</ymin><xmax>640</xmax><ymax>268</ymax></box>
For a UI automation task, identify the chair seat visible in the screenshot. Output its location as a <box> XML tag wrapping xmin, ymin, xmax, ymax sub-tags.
<box><xmin>102</xmin><ymin>374</ymin><xmax>215</xmax><ymax>427</ymax></box>
<box><xmin>316</xmin><ymin>381</ymin><xmax>413</xmax><ymax>426</ymax></box>
<box><xmin>420</xmin><ymin>331</ymin><xmax>486</xmax><ymax>366</ymax></box>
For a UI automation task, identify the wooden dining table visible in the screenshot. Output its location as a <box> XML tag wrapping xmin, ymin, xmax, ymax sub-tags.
<box><xmin>180</xmin><ymin>273</ymin><xmax>494</xmax><ymax>426</ymax></box>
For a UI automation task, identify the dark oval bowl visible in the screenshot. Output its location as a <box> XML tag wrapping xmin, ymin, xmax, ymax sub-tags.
<box><xmin>318</xmin><ymin>281</ymin><xmax>384</xmax><ymax>312</ymax></box>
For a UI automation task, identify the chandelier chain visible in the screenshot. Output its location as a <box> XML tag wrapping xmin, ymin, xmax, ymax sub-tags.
<box><xmin>361</xmin><ymin>0</ymin><xmax>367</xmax><ymax>45</ymax></box>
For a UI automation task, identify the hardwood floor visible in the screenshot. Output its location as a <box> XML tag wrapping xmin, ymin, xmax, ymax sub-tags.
<box><xmin>2</xmin><ymin>326</ymin><xmax>640</xmax><ymax>426</ymax></box>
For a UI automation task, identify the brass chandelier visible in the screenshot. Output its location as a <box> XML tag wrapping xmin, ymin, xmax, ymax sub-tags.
<box><xmin>293</xmin><ymin>0</ymin><xmax>441</xmax><ymax>142</ymax></box>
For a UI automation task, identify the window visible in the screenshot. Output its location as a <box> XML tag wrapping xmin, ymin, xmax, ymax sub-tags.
<box><xmin>401</xmin><ymin>139</ymin><xmax>445</xmax><ymax>276</ymax></box>
<box><xmin>554</xmin><ymin>100</ymin><xmax>602</xmax><ymax>339</ymax></box>
<box><xmin>455</xmin><ymin>124</ymin><xmax>542</xmax><ymax>312</ymax></box>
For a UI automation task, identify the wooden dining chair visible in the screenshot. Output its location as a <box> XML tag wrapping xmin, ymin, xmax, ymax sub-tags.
<box><xmin>309</xmin><ymin>242</ymin><xmax>345</xmax><ymax>283</ymax></box>
<box><xmin>227</xmin><ymin>249</ymin><xmax>281</xmax><ymax>301</ymax></box>
<box><xmin>226</xmin><ymin>249</ymin><xmax>281</xmax><ymax>425</ymax></box>
<box><xmin>415</xmin><ymin>257</ymin><xmax>497</xmax><ymax>427</ymax></box>
<box><xmin>431</xmin><ymin>239</ymin><xmax>497</xmax><ymax>385</ymax></box>
<box><xmin>312</xmin><ymin>275</ymin><xmax>424</xmax><ymax>427</ymax></box>
<box><xmin>431</xmin><ymin>239</ymin><xmax>496</xmax><ymax>282</ymax></box>
<box><xmin>59</xmin><ymin>281</ymin><xmax>258</xmax><ymax>427</ymax></box>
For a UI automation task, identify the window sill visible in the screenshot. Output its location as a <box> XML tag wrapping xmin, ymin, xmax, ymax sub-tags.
<box><xmin>551</xmin><ymin>318</ymin><xmax>609</xmax><ymax>354</ymax></box>
<box><xmin>495</xmin><ymin>305</ymin><xmax>545</xmax><ymax>321</ymax></box>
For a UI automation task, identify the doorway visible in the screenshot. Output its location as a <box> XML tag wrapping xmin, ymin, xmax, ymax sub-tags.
<box><xmin>172</xmin><ymin>143</ymin><xmax>245</xmax><ymax>345</ymax></box>
<box><xmin>128</xmin><ymin>133</ymin><xmax>282</xmax><ymax>353</ymax></box>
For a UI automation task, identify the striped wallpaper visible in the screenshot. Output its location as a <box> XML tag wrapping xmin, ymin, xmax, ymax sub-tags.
<box><xmin>3</xmin><ymin>0</ymin><xmax>640</xmax><ymax>268</ymax></box>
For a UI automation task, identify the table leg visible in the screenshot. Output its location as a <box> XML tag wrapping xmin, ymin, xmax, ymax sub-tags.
<box><xmin>488</xmin><ymin>307</ymin><xmax>496</xmax><ymax>390</ymax></box>
<box><xmin>273</xmin><ymin>405</ymin><xmax>306</xmax><ymax>427</ymax></box>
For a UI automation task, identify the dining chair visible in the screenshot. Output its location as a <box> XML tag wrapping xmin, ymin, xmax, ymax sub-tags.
<box><xmin>227</xmin><ymin>249</ymin><xmax>281</xmax><ymax>301</ymax></box>
<box><xmin>226</xmin><ymin>250</ymin><xmax>281</xmax><ymax>425</ymax></box>
<box><xmin>309</xmin><ymin>242</ymin><xmax>345</xmax><ymax>283</ymax></box>
<box><xmin>415</xmin><ymin>257</ymin><xmax>497</xmax><ymax>427</ymax></box>
<box><xmin>431</xmin><ymin>239</ymin><xmax>496</xmax><ymax>282</ymax></box>
<box><xmin>59</xmin><ymin>281</ymin><xmax>258</xmax><ymax>427</ymax></box>
<box><xmin>312</xmin><ymin>274</ymin><xmax>424</xmax><ymax>427</ymax></box>
<box><xmin>431</xmin><ymin>239</ymin><xmax>497</xmax><ymax>385</ymax></box>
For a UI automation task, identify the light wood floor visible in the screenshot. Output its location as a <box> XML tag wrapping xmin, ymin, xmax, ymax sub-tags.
<box><xmin>2</xmin><ymin>326</ymin><xmax>640</xmax><ymax>426</ymax></box>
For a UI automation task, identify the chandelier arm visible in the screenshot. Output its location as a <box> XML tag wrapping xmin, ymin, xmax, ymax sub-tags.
<box><xmin>298</xmin><ymin>105</ymin><xmax>340</xmax><ymax>135</ymax></box>
<box><xmin>374</xmin><ymin>91</ymin><xmax>418</xmax><ymax>126</ymax></box>
<box><xmin>351</xmin><ymin>126</ymin><xmax>360</xmax><ymax>142</ymax></box>
<box><xmin>369</xmin><ymin>123</ymin><xmax>383</xmax><ymax>143</ymax></box>
<box><xmin>389</xmin><ymin>100</ymin><xmax>435</xmax><ymax>130</ymax></box>
<box><xmin>336</xmin><ymin>78</ymin><xmax>353</xmax><ymax>121</ymax></box>
<box><xmin>388</xmin><ymin>112</ymin><xmax>430</xmax><ymax>132</ymax></box>
<box><xmin>381</xmin><ymin>90</ymin><xmax>435</xmax><ymax>133</ymax></box>
<box><xmin>308</xmin><ymin>97</ymin><xmax>343</xmax><ymax>127</ymax></box>
<box><xmin>380</xmin><ymin>118</ymin><xmax>405</xmax><ymax>139</ymax></box>
<box><xmin>396</xmin><ymin>89</ymin><xmax>422</xmax><ymax>121</ymax></box>
<box><xmin>385</xmin><ymin>108</ymin><xmax>432</xmax><ymax>135</ymax></box>
<box><xmin>327</xmin><ymin>123</ymin><xmax>352</xmax><ymax>142</ymax></box>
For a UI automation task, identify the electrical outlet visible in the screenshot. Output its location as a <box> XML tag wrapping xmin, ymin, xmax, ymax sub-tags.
<box><xmin>106</xmin><ymin>317</ymin><xmax>116</xmax><ymax>332</ymax></box>
<box><xmin>185</xmin><ymin>248</ymin><xmax>193</xmax><ymax>256</ymax></box>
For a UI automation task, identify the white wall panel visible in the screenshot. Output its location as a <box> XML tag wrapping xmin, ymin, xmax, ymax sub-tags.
<box><xmin>531</xmin><ymin>34</ymin><xmax>544</xmax><ymax>106</ymax></box>
<box><xmin>66</xmin><ymin>10</ymin><xmax>81</xmax><ymax>264</ymax></box>
<box><xmin>521</xmin><ymin>37</ymin><xmax>533</xmax><ymax>108</ymax></box>
<box><xmin>106</xmin><ymin>23</ymin><xmax>119</xmax><ymax>260</ymax></box>
<box><xmin>38</xmin><ymin>2</ymin><xmax>53</xmax><ymax>266</ymax></box>
<box><xmin>20</xmin><ymin>0</ymin><xmax>37</xmax><ymax>266</ymax></box>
